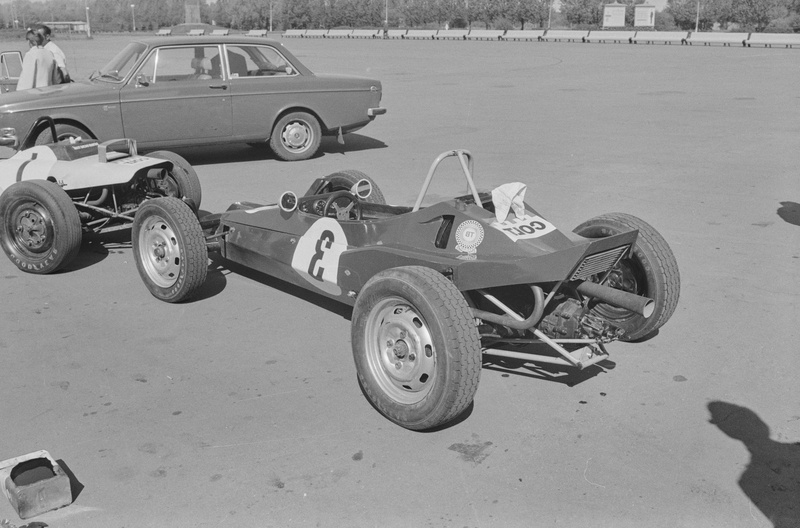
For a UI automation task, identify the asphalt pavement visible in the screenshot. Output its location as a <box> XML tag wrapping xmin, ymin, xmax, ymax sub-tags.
<box><xmin>1</xmin><ymin>36</ymin><xmax>799</xmax><ymax>527</ymax></box>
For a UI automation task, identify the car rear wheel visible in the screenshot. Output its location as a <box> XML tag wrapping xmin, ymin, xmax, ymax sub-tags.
<box><xmin>352</xmin><ymin>266</ymin><xmax>481</xmax><ymax>430</ymax></box>
<box><xmin>323</xmin><ymin>170</ymin><xmax>386</xmax><ymax>205</ymax></box>
<box><xmin>0</xmin><ymin>180</ymin><xmax>82</xmax><ymax>274</ymax></box>
<box><xmin>132</xmin><ymin>197</ymin><xmax>208</xmax><ymax>303</ymax></box>
<box><xmin>269</xmin><ymin>111</ymin><xmax>321</xmax><ymax>162</ymax></box>
<box><xmin>147</xmin><ymin>150</ymin><xmax>202</xmax><ymax>213</ymax></box>
<box><xmin>34</xmin><ymin>123</ymin><xmax>92</xmax><ymax>145</ymax></box>
<box><xmin>573</xmin><ymin>213</ymin><xmax>680</xmax><ymax>341</ymax></box>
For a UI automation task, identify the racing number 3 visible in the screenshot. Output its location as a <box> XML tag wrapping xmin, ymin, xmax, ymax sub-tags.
<box><xmin>308</xmin><ymin>229</ymin><xmax>334</xmax><ymax>281</ymax></box>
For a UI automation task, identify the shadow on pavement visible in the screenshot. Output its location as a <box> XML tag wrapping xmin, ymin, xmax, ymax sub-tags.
<box><xmin>154</xmin><ymin>134</ymin><xmax>386</xmax><ymax>167</ymax></box>
<box><xmin>200</xmin><ymin>254</ymin><xmax>353</xmax><ymax>319</ymax></box>
<box><xmin>777</xmin><ymin>202</ymin><xmax>800</xmax><ymax>226</ymax></box>
<box><xmin>482</xmin><ymin>352</ymin><xmax>612</xmax><ymax>387</ymax></box>
<box><xmin>708</xmin><ymin>401</ymin><xmax>800</xmax><ymax>528</ymax></box>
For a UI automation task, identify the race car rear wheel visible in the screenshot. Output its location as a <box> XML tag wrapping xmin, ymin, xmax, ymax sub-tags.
<box><xmin>132</xmin><ymin>197</ymin><xmax>208</xmax><ymax>303</ymax></box>
<box><xmin>352</xmin><ymin>266</ymin><xmax>481</xmax><ymax>430</ymax></box>
<box><xmin>323</xmin><ymin>170</ymin><xmax>386</xmax><ymax>205</ymax></box>
<box><xmin>148</xmin><ymin>150</ymin><xmax>203</xmax><ymax>213</ymax></box>
<box><xmin>573</xmin><ymin>213</ymin><xmax>680</xmax><ymax>341</ymax></box>
<box><xmin>0</xmin><ymin>180</ymin><xmax>82</xmax><ymax>274</ymax></box>
<box><xmin>34</xmin><ymin>123</ymin><xmax>92</xmax><ymax>145</ymax></box>
<box><xmin>269</xmin><ymin>111</ymin><xmax>321</xmax><ymax>162</ymax></box>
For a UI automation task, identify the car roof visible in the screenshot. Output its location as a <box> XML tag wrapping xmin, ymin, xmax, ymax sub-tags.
<box><xmin>135</xmin><ymin>36</ymin><xmax>286</xmax><ymax>47</ymax></box>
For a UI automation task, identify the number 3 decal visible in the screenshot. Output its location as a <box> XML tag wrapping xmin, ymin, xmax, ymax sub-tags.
<box><xmin>291</xmin><ymin>218</ymin><xmax>348</xmax><ymax>296</ymax></box>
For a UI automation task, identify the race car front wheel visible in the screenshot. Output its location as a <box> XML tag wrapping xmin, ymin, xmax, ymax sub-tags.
<box><xmin>132</xmin><ymin>197</ymin><xmax>208</xmax><ymax>303</ymax></box>
<box><xmin>352</xmin><ymin>266</ymin><xmax>481</xmax><ymax>431</ymax></box>
<box><xmin>573</xmin><ymin>213</ymin><xmax>680</xmax><ymax>341</ymax></box>
<box><xmin>148</xmin><ymin>150</ymin><xmax>203</xmax><ymax>214</ymax></box>
<box><xmin>0</xmin><ymin>180</ymin><xmax>82</xmax><ymax>274</ymax></box>
<box><xmin>323</xmin><ymin>170</ymin><xmax>386</xmax><ymax>205</ymax></box>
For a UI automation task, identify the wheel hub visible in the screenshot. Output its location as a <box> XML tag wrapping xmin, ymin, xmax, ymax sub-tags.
<box><xmin>137</xmin><ymin>216</ymin><xmax>181</xmax><ymax>288</ymax></box>
<box><xmin>16</xmin><ymin>209</ymin><xmax>47</xmax><ymax>250</ymax></box>
<box><xmin>366</xmin><ymin>302</ymin><xmax>436</xmax><ymax>400</ymax></box>
<box><xmin>282</xmin><ymin>122</ymin><xmax>309</xmax><ymax>150</ymax></box>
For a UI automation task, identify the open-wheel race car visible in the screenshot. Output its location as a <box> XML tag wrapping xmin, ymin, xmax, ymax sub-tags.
<box><xmin>131</xmin><ymin>149</ymin><xmax>680</xmax><ymax>430</ymax></box>
<box><xmin>0</xmin><ymin>116</ymin><xmax>201</xmax><ymax>274</ymax></box>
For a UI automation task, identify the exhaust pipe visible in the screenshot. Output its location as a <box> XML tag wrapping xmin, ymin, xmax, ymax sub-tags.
<box><xmin>575</xmin><ymin>281</ymin><xmax>654</xmax><ymax>318</ymax></box>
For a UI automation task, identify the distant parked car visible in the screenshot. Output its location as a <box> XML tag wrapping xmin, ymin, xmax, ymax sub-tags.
<box><xmin>0</xmin><ymin>36</ymin><xmax>386</xmax><ymax>161</ymax></box>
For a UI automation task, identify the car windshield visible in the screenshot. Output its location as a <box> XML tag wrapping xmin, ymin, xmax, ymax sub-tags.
<box><xmin>95</xmin><ymin>42</ymin><xmax>147</xmax><ymax>82</ymax></box>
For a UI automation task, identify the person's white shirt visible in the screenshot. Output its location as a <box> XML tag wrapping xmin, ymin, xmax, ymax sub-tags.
<box><xmin>44</xmin><ymin>40</ymin><xmax>69</xmax><ymax>82</ymax></box>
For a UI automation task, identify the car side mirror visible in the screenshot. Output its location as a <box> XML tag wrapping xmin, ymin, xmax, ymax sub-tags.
<box><xmin>279</xmin><ymin>191</ymin><xmax>298</xmax><ymax>213</ymax></box>
<box><xmin>136</xmin><ymin>74</ymin><xmax>150</xmax><ymax>87</ymax></box>
<box><xmin>351</xmin><ymin>179</ymin><xmax>373</xmax><ymax>200</ymax></box>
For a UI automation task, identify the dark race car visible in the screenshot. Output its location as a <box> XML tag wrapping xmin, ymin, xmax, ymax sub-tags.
<box><xmin>131</xmin><ymin>150</ymin><xmax>680</xmax><ymax>430</ymax></box>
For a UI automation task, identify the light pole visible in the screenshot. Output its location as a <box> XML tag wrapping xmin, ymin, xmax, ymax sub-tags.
<box><xmin>694</xmin><ymin>0</ymin><xmax>700</xmax><ymax>32</ymax></box>
<box><xmin>269</xmin><ymin>0</ymin><xmax>273</xmax><ymax>32</ymax></box>
<box><xmin>548</xmin><ymin>0</ymin><xmax>554</xmax><ymax>29</ymax></box>
<box><xmin>131</xmin><ymin>4</ymin><xmax>136</xmax><ymax>32</ymax></box>
<box><xmin>85</xmin><ymin>6</ymin><xmax>92</xmax><ymax>38</ymax></box>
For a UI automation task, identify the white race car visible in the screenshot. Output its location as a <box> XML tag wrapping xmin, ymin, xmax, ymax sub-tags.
<box><xmin>0</xmin><ymin>116</ymin><xmax>201</xmax><ymax>273</ymax></box>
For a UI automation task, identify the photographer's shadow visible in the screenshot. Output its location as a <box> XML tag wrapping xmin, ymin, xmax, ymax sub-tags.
<box><xmin>708</xmin><ymin>401</ymin><xmax>800</xmax><ymax>527</ymax></box>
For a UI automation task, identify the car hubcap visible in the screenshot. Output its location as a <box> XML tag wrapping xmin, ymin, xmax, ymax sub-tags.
<box><xmin>281</xmin><ymin>121</ymin><xmax>311</xmax><ymax>152</ymax></box>
<box><xmin>10</xmin><ymin>202</ymin><xmax>51</xmax><ymax>254</ymax></box>
<box><xmin>138</xmin><ymin>215</ymin><xmax>181</xmax><ymax>288</ymax></box>
<box><xmin>364</xmin><ymin>297</ymin><xmax>435</xmax><ymax>404</ymax></box>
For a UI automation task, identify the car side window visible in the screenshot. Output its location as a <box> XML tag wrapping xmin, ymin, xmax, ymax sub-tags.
<box><xmin>218</xmin><ymin>45</ymin><xmax>297</xmax><ymax>79</ymax></box>
<box><xmin>136</xmin><ymin>46</ymin><xmax>222</xmax><ymax>83</ymax></box>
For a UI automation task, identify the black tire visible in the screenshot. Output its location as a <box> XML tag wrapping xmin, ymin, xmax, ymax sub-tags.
<box><xmin>352</xmin><ymin>266</ymin><xmax>481</xmax><ymax>430</ymax></box>
<box><xmin>269</xmin><ymin>111</ymin><xmax>322</xmax><ymax>161</ymax></box>
<box><xmin>132</xmin><ymin>197</ymin><xmax>208</xmax><ymax>303</ymax></box>
<box><xmin>34</xmin><ymin>123</ymin><xmax>92</xmax><ymax>145</ymax></box>
<box><xmin>0</xmin><ymin>180</ymin><xmax>82</xmax><ymax>274</ymax></box>
<box><xmin>147</xmin><ymin>150</ymin><xmax>202</xmax><ymax>213</ymax></box>
<box><xmin>573</xmin><ymin>213</ymin><xmax>680</xmax><ymax>341</ymax></box>
<box><xmin>324</xmin><ymin>170</ymin><xmax>386</xmax><ymax>205</ymax></box>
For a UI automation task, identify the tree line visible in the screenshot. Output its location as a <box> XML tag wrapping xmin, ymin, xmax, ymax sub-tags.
<box><xmin>1</xmin><ymin>0</ymin><xmax>797</xmax><ymax>34</ymax></box>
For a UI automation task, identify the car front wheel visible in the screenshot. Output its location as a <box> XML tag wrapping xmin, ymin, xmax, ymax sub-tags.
<box><xmin>269</xmin><ymin>111</ymin><xmax>322</xmax><ymax>161</ymax></box>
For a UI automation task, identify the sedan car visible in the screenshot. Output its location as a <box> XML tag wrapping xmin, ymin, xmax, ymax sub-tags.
<box><xmin>0</xmin><ymin>36</ymin><xmax>386</xmax><ymax>161</ymax></box>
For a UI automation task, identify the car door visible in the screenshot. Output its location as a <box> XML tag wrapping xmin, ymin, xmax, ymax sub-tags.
<box><xmin>223</xmin><ymin>44</ymin><xmax>304</xmax><ymax>138</ymax></box>
<box><xmin>0</xmin><ymin>51</ymin><xmax>23</xmax><ymax>93</ymax></box>
<box><xmin>118</xmin><ymin>45</ymin><xmax>232</xmax><ymax>145</ymax></box>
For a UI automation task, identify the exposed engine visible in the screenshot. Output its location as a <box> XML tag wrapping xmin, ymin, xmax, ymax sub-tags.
<box><xmin>537</xmin><ymin>298</ymin><xmax>624</xmax><ymax>341</ymax></box>
<box><xmin>70</xmin><ymin>168</ymin><xmax>176</xmax><ymax>230</ymax></box>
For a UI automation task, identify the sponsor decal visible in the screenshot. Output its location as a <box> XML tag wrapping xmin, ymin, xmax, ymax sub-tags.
<box><xmin>491</xmin><ymin>213</ymin><xmax>556</xmax><ymax>241</ymax></box>
<box><xmin>291</xmin><ymin>218</ymin><xmax>348</xmax><ymax>296</ymax></box>
<box><xmin>455</xmin><ymin>220</ymin><xmax>484</xmax><ymax>259</ymax></box>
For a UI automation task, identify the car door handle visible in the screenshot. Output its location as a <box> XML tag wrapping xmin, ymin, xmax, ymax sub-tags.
<box><xmin>209</xmin><ymin>84</ymin><xmax>227</xmax><ymax>90</ymax></box>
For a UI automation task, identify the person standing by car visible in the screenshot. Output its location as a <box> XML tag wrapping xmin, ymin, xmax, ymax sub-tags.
<box><xmin>37</xmin><ymin>25</ymin><xmax>70</xmax><ymax>83</ymax></box>
<box><xmin>16</xmin><ymin>29</ymin><xmax>59</xmax><ymax>90</ymax></box>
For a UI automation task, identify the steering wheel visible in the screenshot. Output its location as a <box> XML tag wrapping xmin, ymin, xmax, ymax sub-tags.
<box><xmin>323</xmin><ymin>191</ymin><xmax>361</xmax><ymax>221</ymax></box>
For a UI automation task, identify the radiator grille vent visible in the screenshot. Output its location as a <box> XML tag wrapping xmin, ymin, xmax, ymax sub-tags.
<box><xmin>569</xmin><ymin>245</ymin><xmax>629</xmax><ymax>281</ymax></box>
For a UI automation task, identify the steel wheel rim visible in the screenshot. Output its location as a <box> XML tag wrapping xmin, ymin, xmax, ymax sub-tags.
<box><xmin>281</xmin><ymin>120</ymin><xmax>313</xmax><ymax>153</ymax></box>
<box><xmin>137</xmin><ymin>214</ymin><xmax>182</xmax><ymax>288</ymax></box>
<box><xmin>364</xmin><ymin>297</ymin><xmax>436</xmax><ymax>404</ymax></box>
<box><xmin>7</xmin><ymin>200</ymin><xmax>53</xmax><ymax>256</ymax></box>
